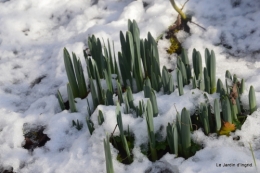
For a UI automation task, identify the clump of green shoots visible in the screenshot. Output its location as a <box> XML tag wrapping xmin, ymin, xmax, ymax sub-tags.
<box><xmin>72</xmin><ymin>119</ymin><xmax>83</xmax><ymax>131</ymax></box>
<box><xmin>58</xmin><ymin>20</ymin><xmax>258</xmax><ymax>168</ymax></box>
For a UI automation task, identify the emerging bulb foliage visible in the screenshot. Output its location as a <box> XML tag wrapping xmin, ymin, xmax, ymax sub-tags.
<box><xmin>57</xmin><ymin>20</ymin><xmax>258</xmax><ymax>165</ymax></box>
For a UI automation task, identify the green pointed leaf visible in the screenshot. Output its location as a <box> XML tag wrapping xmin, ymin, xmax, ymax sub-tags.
<box><xmin>117</xmin><ymin>81</ymin><xmax>123</xmax><ymax>105</ymax></box>
<box><xmin>63</xmin><ymin>48</ymin><xmax>79</xmax><ymax>98</ymax></box>
<box><xmin>167</xmin><ymin>123</ymin><xmax>178</xmax><ymax>156</ymax></box>
<box><xmin>222</xmin><ymin>97</ymin><xmax>232</xmax><ymax>123</ymax></box>
<box><xmin>145</xmin><ymin>99</ymin><xmax>157</xmax><ymax>161</ymax></box>
<box><xmin>104</xmin><ymin>134</ymin><xmax>114</xmax><ymax>173</ymax></box>
<box><xmin>181</xmin><ymin>108</ymin><xmax>191</xmax><ymax>158</ymax></box>
<box><xmin>116</xmin><ymin>103</ymin><xmax>131</xmax><ymax>161</ymax></box>
<box><xmin>204</xmin><ymin>67</ymin><xmax>210</xmax><ymax>93</ymax></box>
<box><xmin>89</xmin><ymin>78</ymin><xmax>99</xmax><ymax>109</ymax></box>
<box><xmin>57</xmin><ymin>90</ymin><xmax>66</xmax><ymax>111</ymax></box>
<box><xmin>239</xmin><ymin>78</ymin><xmax>245</xmax><ymax>94</ymax></box>
<box><xmin>214</xmin><ymin>99</ymin><xmax>221</xmax><ymax>132</ymax></box>
<box><xmin>217</xmin><ymin>79</ymin><xmax>224</xmax><ymax>93</ymax></box>
<box><xmin>98</xmin><ymin>110</ymin><xmax>104</xmax><ymax>125</ymax></box>
<box><xmin>67</xmin><ymin>83</ymin><xmax>77</xmax><ymax>112</ymax></box>
<box><xmin>249</xmin><ymin>86</ymin><xmax>257</xmax><ymax>114</ymax></box>
<box><xmin>150</xmin><ymin>90</ymin><xmax>159</xmax><ymax>117</ymax></box>
<box><xmin>177</xmin><ymin>69</ymin><xmax>184</xmax><ymax>96</ymax></box>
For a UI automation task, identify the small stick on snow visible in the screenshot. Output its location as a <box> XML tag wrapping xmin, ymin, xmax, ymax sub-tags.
<box><xmin>181</xmin><ymin>0</ymin><xmax>190</xmax><ymax>10</ymax></box>
<box><xmin>190</xmin><ymin>21</ymin><xmax>207</xmax><ymax>31</ymax></box>
<box><xmin>111</xmin><ymin>124</ymin><xmax>118</xmax><ymax>137</ymax></box>
<box><xmin>173</xmin><ymin>104</ymin><xmax>179</xmax><ymax>113</ymax></box>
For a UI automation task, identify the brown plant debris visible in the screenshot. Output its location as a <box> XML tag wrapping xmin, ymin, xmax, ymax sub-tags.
<box><xmin>22</xmin><ymin>123</ymin><xmax>50</xmax><ymax>151</ymax></box>
<box><xmin>229</xmin><ymin>83</ymin><xmax>238</xmax><ymax>105</ymax></box>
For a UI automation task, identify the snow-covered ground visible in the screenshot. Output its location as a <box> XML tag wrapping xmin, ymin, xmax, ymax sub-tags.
<box><xmin>0</xmin><ymin>0</ymin><xmax>260</xmax><ymax>172</ymax></box>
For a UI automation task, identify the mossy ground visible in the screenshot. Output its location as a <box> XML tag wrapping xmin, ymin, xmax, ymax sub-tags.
<box><xmin>110</xmin><ymin>133</ymin><xmax>135</xmax><ymax>164</ymax></box>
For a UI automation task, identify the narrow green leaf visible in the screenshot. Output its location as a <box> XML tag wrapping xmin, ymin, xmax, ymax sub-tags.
<box><xmin>230</xmin><ymin>99</ymin><xmax>238</xmax><ymax>121</ymax></box>
<box><xmin>126</xmin><ymin>31</ymin><xmax>135</xmax><ymax>71</ymax></box>
<box><xmin>116</xmin><ymin>103</ymin><xmax>131</xmax><ymax>161</ymax></box>
<box><xmin>104</xmin><ymin>134</ymin><xmax>114</xmax><ymax>173</ymax></box>
<box><xmin>114</xmin><ymin>57</ymin><xmax>122</xmax><ymax>84</ymax></box>
<box><xmin>57</xmin><ymin>90</ymin><xmax>66</xmax><ymax>111</ymax></box>
<box><xmin>145</xmin><ymin>99</ymin><xmax>157</xmax><ymax>161</ymax></box>
<box><xmin>168</xmin><ymin>75</ymin><xmax>174</xmax><ymax>94</ymax></box>
<box><xmin>236</xmin><ymin>97</ymin><xmax>241</xmax><ymax>115</ymax></box>
<box><xmin>86</xmin><ymin>99</ymin><xmax>92</xmax><ymax>116</ymax></box>
<box><xmin>177</xmin><ymin>58</ymin><xmax>188</xmax><ymax>85</ymax></box>
<box><xmin>202</xmin><ymin>105</ymin><xmax>209</xmax><ymax>135</ymax></box>
<box><xmin>117</xmin><ymin>81</ymin><xmax>123</xmax><ymax>105</ymax></box>
<box><xmin>162</xmin><ymin>66</ymin><xmax>170</xmax><ymax>93</ymax></box>
<box><xmin>67</xmin><ymin>83</ymin><xmax>77</xmax><ymax>112</ymax></box>
<box><xmin>144</xmin><ymin>78</ymin><xmax>152</xmax><ymax>98</ymax></box>
<box><xmin>126</xmin><ymin>87</ymin><xmax>135</xmax><ymax>110</ymax></box>
<box><xmin>186</xmin><ymin>64</ymin><xmax>192</xmax><ymax>81</ymax></box>
<box><xmin>63</xmin><ymin>48</ymin><xmax>79</xmax><ymax>98</ymax></box>
<box><xmin>181</xmin><ymin>108</ymin><xmax>191</xmax><ymax>158</ymax></box>
<box><xmin>181</xmin><ymin>48</ymin><xmax>189</xmax><ymax>65</ymax></box>
<box><xmin>140</xmin><ymin>39</ymin><xmax>147</xmax><ymax>75</ymax></box>
<box><xmin>86</xmin><ymin>118</ymin><xmax>95</xmax><ymax>135</ymax></box>
<box><xmin>204</xmin><ymin>67</ymin><xmax>210</xmax><ymax>93</ymax></box>
<box><xmin>166</xmin><ymin>123</ymin><xmax>178</xmax><ymax>156</ymax></box>
<box><xmin>94</xmin><ymin>66</ymin><xmax>103</xmax><ymax>104</ymax></box>
<box><xmin>192</xmin><ymin>48</ymin><xmax>197</xmax><ymax>71</ymax></box>
<box><xmin>104</xmin><ymin>70</ymin><xmax>113</xmax><ymax>93</ymax></box>
<box><xmin>239</xmin><ymin>78</ymin><xmax>245</xmax><ymax>94</ymax></box>
<box><xmin>209</xmin><ymin>50</ymin><xmax>216</xmax><ymax>93</ymax></box>
<box><xmin>177</xmin><ymin>69</ymin><xmax>184</xmax><ymax>96</ymax></box>
<box><xmin>217</xmin><ymin>79</ymin><xmax>224</xmax><ymax>93</ymax></box>
<box><xmin>198</xmin><ymin>73</ymin><xmax>204</xmax><ymax>91</ymax></box>
<box><xmin>107</xmin><ymin>39</ymin><xmax>114</xmax><ymax>73</ymax></box>
<box><xmin>194</xmin><ymin>51</ymin><xmax>202</xmax><ymax>80</ymax></box>
<box><xmin>72</xmin><ymin>53</ymin><xmax>87</xmax><ymax>98</ymax></box>
<box><xmin>249</xmin><ymin>86</ymin><xmax>257</xmax><ymax>114</ymax></box>
<box><xmin>124</xmin><ymin>94</ymin><xmax>130</xmax><ymax>114</ymax></box>
<box><xmin>133</xmin><ymin>50</ymin><xmax>144</xmax><ymax>91</ymax></box>
<box><xmin>118</xmin><ymin>52</ymin><xmax>132</xmax><ymax>87</ymax></box>
<box><xmin>214</xmin><ymin>99</ymin><xmax>221</xmax><ymax>132</ymax></box>
<box><xmin>205</xmin><ymin>48</ymin><xmax>210</xmax><ymax>74</ymax></box>
<box><xmin>151</xmin><ymin>72</ymin><xmax>160</xmax><ymax>92</ymax></box>
<box><xmin>192</xmin><ymin>77</ymin><xmax>197</xmax><ymax>89</ymax></box>
<box><xmin>89</xmin><ymin>78</ymin><xmax>99</xmax><ymax>109</ymax></box>
<box><xmin>150</xmin><ymin>90</ymin><xmax>159</xmax><ymax>117</ymax></box>
<box><xmin>105</xmin><ymin>90</ymin><xmax>114</xmax><ymax>106</ymax></box>
<box><xmin>98</xmin><ymin>110</ymin><xmax>104</xmax><ymax>125</ymax></box>
<box><xmin>222</xmin><ymin>97</ymin><xmax>232</xmax><ymax>123</ymax></box>
<box><xmin>225</xmin><ymin>70</ymin><xmax>232</xmax><ymax>80</ymax></box>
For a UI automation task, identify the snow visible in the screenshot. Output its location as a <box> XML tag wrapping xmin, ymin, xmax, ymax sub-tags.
<box><xmin>0</xmin><ymin>0</ymin><xmax>260</xmax><ymax>172</ymax></box>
